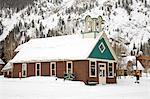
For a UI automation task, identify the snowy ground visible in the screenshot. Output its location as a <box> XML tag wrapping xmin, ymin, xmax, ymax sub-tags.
<box><xmin>0</xmin><ymin>74</ymin><xmax>150</xmax><ymax>99</ymax></box>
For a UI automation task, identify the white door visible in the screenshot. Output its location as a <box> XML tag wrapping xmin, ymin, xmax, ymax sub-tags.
<box><xmin>98</xmin><ymin>63</ymin><xmax>106</xmax><ymax>84</ymax></box>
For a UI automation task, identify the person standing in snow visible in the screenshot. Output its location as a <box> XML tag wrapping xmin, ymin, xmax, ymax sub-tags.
<box><xmin>135</xmin><ymin>71</ymin><xmax>140</xmax><ymax>83</ymax></box>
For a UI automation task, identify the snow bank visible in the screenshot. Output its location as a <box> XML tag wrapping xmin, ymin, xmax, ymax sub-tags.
<box><xmin>0</xmin><ymin>75</ymin><xmax>149</xmax><ymax>99</ymax></box>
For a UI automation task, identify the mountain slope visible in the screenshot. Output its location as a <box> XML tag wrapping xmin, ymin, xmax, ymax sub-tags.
<box><xmin>0</xmin><ymin>0</ymin><xmax>150</xmax><ymax>54</ymax></box>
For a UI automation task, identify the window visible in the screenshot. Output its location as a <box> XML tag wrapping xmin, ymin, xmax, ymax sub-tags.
<box><xmin>96</xmin><ymin>22</ymin><xmax>99</xmax><ymax>31</ymax></box>
<box><xmin>89</xmin><ymin>61</ymin><xmax>97</xmax><ymax>77</ymax></box>
<box><xmin>22</xmin><ymin>63</ymin><xmax>27</xmax><ymax>77</ymax></box>
<box><xmin>50</xmin><ymin>62</ymin><xmax>56</xmax><ymax>76</ymax></box>
<box><xmin>36</xmin><ymin>63</ymin><xmax>41</xmax><ymax>76</ymax></box>
<box><xmin>67</xmin><ymin>62</ymin><xmax>73</xmax><ymax>74</ymax></box>
<box><xmin>99</xmin><ymin>70</ymin><xmax>105</xmax><ymax>77</ymax></box>
<box><xmin>99</xmin><ymin>42</ymin><xmax>105</xmax><ymax>53</ymax></box>
<box><xmin>108</xmin><ymin>63</ymin><xmax>114</xmax><ymax>77</ymax></box>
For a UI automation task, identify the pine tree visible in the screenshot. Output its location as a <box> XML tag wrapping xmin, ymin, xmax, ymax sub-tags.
<box><xmin>72</xmin><ymin>28</ymin><xmax>74</xmax><ymax>33</ymax></box>
<box><xmin>31</xmin><ymin>20</ymin><xmax>35</xmax><ymax>28</ymax></box>
<box><xmin>19</xmin><ymin>20</ymin><xmax>22</xmax><ymax>28</ymax></box>
<box><xmin>39</xmin><ymin>23</ymin><xmax>43</xmax><ymax>32</ymax></box>
<box><xmin>131</xmin><ymin>0</ymin><xmax>133</xmax><ymax>5</ymax></box>
<box><xmin>118</xmin><ymin>0</ymin><xmax>121</xmax><ymax>6</ymax></box>
<box><xmin>115</xmin><ymin>2</ymin><xmax>118</xmax><ymax>8</ymax></box>
<box><xmin>145</xmin><ymin>0</ymin><xmax>147</xmax><ymax>7</ymax></box>
<box><xmin>35</xmin><ymin>28</ymin><xmax>39</xmax><ymax>38</ymax></box>
<box><xmin>133</xmin><ymin>43</ymin><xmax>136</xmax><ymax>49</ymax></box>
<box><xmin>140</xmin><ymin>42</ymin><xmax>143</xmax><ymax>51</ymax></box>
<box><xmin>148</xmin><ymin>39</ymin><xmax>150</xmax><ymax>45</ymax></box>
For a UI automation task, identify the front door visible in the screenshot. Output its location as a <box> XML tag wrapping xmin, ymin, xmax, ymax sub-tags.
<box><xmin>98</xmin><ymin>63</ymin><xmax>106</xmax><ymax>84</ymax></box>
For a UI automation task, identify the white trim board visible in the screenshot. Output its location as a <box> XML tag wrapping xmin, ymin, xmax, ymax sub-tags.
<box><xmin>89</xmin><ymin>60</ymin><xmax>97</xmax><ymax>77</ymax></box>
<box><xmin>35</xmin><ymin>63</ymin><xmax>41</xmax><ymax>76</ymax></box>
<box><xmin>88</xmin><ymin>58</ymin><xmax>117</xmax><ymax>63</ymax></box>
<box><xmin>22</xmin><ymin>63</ymin><xmax>27</xmax><ymax>77</ymax></box>
<box><xmin>66</xmin><ymin>61</ymin><xmax>73</xmax><ymax>74</ymax></box>
<box><xmin>107</xmin><ymin>62</ymin><xmax>114</xmax><ymax>78</ymax></box>
<box><xmin>50</xmin><ymin>62</ymin><xmax>56</xmax><ymax>76</ymax></box>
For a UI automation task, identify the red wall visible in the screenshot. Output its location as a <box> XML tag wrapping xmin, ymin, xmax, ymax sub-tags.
<box><xmin>56</xmin><ymin>61</ymin><xmax>66</xmax><ymax>78</ymax></box>
<box><xmin>73</xmin><ymin>60</ymin><xmax>89</xmax><ymax>83</ymax></box>
<box><xmin>13</xmin><ymin>63</ymin><xmax>22</xmax><ymax>78</ymax></box>
<box><xmin>41</xmin><ymin>62</ymin><xmax>50</xmax><ymax>76</ymax></box>
<box><xmin>27</xmin><ymin>63</ymin><xmax>35</xmax><ymax>77</ymax></box>
<box><xmin>106</xmin><ymin>62</ymin><xmax>117</xmax><ymax>83</ymax></box>
<box><xmin>12</xmin><ymin>61</ymin><xmax>117</xmax><ymax>84</ymax></box>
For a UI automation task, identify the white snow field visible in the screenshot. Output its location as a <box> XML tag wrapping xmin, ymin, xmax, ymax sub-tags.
<box><xmin>0</xmin><ymin>75</ymin><xmax>149</xmax><ymax>99</ymax></box>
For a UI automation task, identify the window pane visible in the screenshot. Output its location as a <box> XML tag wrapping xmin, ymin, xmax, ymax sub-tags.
<box><xmin>37</xmin><ymin>64</ymin><xmax>40</xmax><ymax>69</ymax></box>
<box><xmin>23</xmin><ymin>70</ymin><xmax>26</xmax><ymax>76</ymax></box>
<box><xmin>109</xmin><ymin>63</ymin><xmax>112</xmax><ymax>66</ymax></box>
<box><xmin>68</xmin><ymin>63</ymin><xmax>71</xmax><ymax>68</ymax></box>
<box><xmin>109</xmin><ymin>72</ymin><xmax>112</xmax><ymax>76</ymax></box>
<box><xmin>99</xmin><ymin>70</ymin><xmax>102</xmax><ymax>77</ymax></box>
<box><xmin>109</xmin><ymin>63</ymin><xmax>113</xmax><ymax>76</ymax></box>
<box><xmin>91</xmin><ymin>68</ymin><xmax>95</xmax><ymax>75</ymax></box>
<box><xmin>103</xmin><ymin>70</ymin><xmax>105</xmax><ymax>77</ymax></box>
<box><xmin>68</xmin><ymin>69</ymin><xmax>71</xmax><ymax>74</ymax></box>
<box><xmin>52</xmin><ymin>70</ymin><xmax>55</xmax><ymax>75</ymax></box>
<box><xmin>52</xmin><ymin>64</ymin><xmax>55</xmax><ymax>69</ymax></box>
<box><xmin>109</xmin><ymin>67</ymin><xmax>112</xmax><ymax>71</ymax></box>
<box><xmin>100</xmin><ymin>65</ymin><xmax>104</xmax><ymax>67</ymax></box>
<box><xmin>37</xmin><ymin>70</ymin><xmax>39</xmax><ymax>76</ymax></box>
<box><xmin>90</xmin><ymin>61</ymin><xmax>96</xmax><ymax>76</ymax></box>
<box><xmin>91</xmin><ymin>62</ymin><xmax>95</xmax><ymax>65</ymax></box>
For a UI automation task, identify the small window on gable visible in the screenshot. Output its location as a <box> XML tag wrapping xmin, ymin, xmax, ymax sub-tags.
<box><xmin>108</xmin><ymin>63</ymin><xmax>114</xmax><ymax>77</ymax></box>
<box><xmin>89</xmin><ymin>61</ymin><xmax>97</xmax><ymax>77</ymax></box>
<box><xmin>67</xmin><ymin>62</ymin><xmax>73</xmax><ymax>74</ymax></box>
<box><xmin>99</xmin><ymin>42</ymin><xmax>105</xmax><ymax>53</ymax></box>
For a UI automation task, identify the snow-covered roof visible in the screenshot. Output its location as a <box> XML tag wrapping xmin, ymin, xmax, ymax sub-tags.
<box><xmin>125</xmin><ymin>56</ymin><xmax>136</xmax><ymax>62</ymax></box>
<box><xmin>1</xmin><ymin>62</ymin><xmax>12</xmax><ymax>72</ymax></box>
<box><xmin>11</xmin><ymin>32</ymin><xmax>117</xmax><ymax>63</ymax></box>
<box><xmin>133</xmin><ymin>61</ymin><xmax>144</xmax><ymax>70</ymax></box>
<box><xmin>119</xmin><ymin>56</ymin><xmax>136</xmax><ymax>69</ymax></box>
<box><xmin>0</xmin><ymin>59</ymin><xmax>5</xmax><ymax>64</ymax></box>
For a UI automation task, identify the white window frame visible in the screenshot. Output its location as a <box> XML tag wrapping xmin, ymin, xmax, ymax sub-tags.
<box><xmin>35</xmin><ymin>63</ymin><xmax>41</xmax><ymax>76</ymax></box>
<box><xmin>99</xmin><ymin>42</ymin><xmax>105</xmax><ymax>53</ymax></box>
<box><xmin>66</xmin><ymin>61</ymin><xmax>73</xmax><ymax>74</ymax></box>
<box><xmin>22</xmin><ymin>63</ymin><xmax>27</xmax><ymax>77</ymax></box>
<box><xmin>50</xmin><ymin>62</ymin><xmax>56</xmax><ymax>76</ymax></box>
<box><xmin>89</xmin><ymin>61</ymin><xmax>97</xmax><ymax>77</ymax></box>
<box><xmin>108</xmin><ymin>62</ymin><xmax>114</xmax><ymax>78</ymax></box>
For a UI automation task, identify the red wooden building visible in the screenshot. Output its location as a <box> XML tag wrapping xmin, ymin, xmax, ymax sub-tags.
<box><xmin>2</xmin><ymin>16</ymin><xmax>118</xmax><ymax>84</ymax></box>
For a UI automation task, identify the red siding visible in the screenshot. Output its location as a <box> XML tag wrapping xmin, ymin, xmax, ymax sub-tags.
<box><xmin>106</xmin><ymin>62</ymin><xmax>117</xmax><ymax>83</ymax></box>
<box><xmin>11</xmin><ymin>61</ymin><xmax>117</xmax><ymax>84</ymax></box>
<box><xmin>13</xmin><ymin>63</ymin><xmax>22</xmax><ymax>78</ymax></box>
<box><xmin>27</xmin><ymin>63</ymin><xmax>35</xmax><ymax>77</ymax></box>
<box><xmin>41</xmin><ymin>62</ymin><xmax>50</xmax><ymax>76</ymax></box>
<box><xmin>56</xmin><ymin>61</ymin><xmax>66</xmax><ymax>78</ymax></box>
<box><xmin>73</xmin><ymin>60</ymin><xmax>89</xmax><ymax>83</ymax></box>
